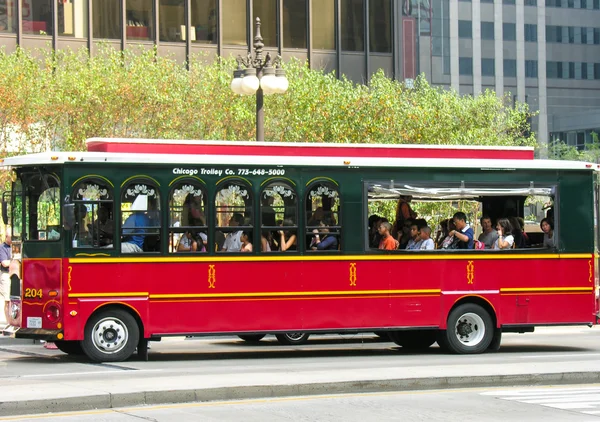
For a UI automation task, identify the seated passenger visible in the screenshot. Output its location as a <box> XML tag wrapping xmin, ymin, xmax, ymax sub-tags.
<box><xmin>477</xmin><ymin>215</ymin><xmax>498</xmax><ymax>249</ymax></box>
<box><xmin>419</xmin><ymin>226</ymin><xmax>435</xmax><ymax>250</ymax></box>
<box><xmin>397</xmin><ymin>218</ymin><xmax>413</xmax><ymax>250</ymax></box>
<box><xmin>90</xmin><ymin>206</ymin><xmax>113</xmax><ymax>247</ymax></box>
<box><xmin>508</xmin><ymin>217</ymin><xmax>527</xmax><ymax>248</ymax></box>
<box><xmin>122</xmin><ymin>195</ymin><xmax>155</xmax><ymax>253</ymax></box>
<box><xmin>310</xmin><ymin>217</ymin><xmax>338</xmax><ymax>251</ymax></box>
<box><xmin>378</xmin><ymin>222</ymin><xmax>397</xmax><ymax>250</ymax></box>
<box><xmin>261</xmin><ymin>231</ymin><xmax>271</xmax><ymax>252</ymax></box>
<box><xmin>278</xmin><ymin>219</ymin><xmax>297</xmax><ymax>251</ymax></box>
<box><xmin>541</xmin><ymin>218</ymin><xmax>555</xmax><ymax>248</ymax></box>
<box><xmin>405</xmin><ymin>223</ymin><xmax>423</xmax><ymax>250</ymax></box>
<box><xmin>177</xmin><ymin>231</ymin><xmax>198</xmax><ymax>252</ymax></box>
<box><xmin>492</xmin><ymin>218</ymin><xmax>514</xmax><ymax>250</ymax></box>
<box><xmin>240</xmin><ymin>231</ymin><xmax>253</xmax><ymax>252</ymax></box>
<box><xmin>222</xmin><ymin>213</ymin><xmax>244</xmax><ymax>252</ymax></box>
<box><xmin>449</xmin><ymin>212</ymin><xmax>474</xmax><ymax>249</ymax></box>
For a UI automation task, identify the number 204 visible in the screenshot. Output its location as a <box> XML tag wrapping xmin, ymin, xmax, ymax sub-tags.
<box><xmin>24</xmin><ymin>288</ymin><xmax>43</xmax><ymax>299</ymax></box>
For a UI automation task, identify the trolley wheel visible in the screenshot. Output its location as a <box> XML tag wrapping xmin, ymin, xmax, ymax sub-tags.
<box><xmin>488</xmin><ymin>327</ymin><xmax>502</xmax><ymax>352</ymax></box>
<box><xmin>238</xmin><ymin>334</ymin><xmax>266</xmax><ymax>342</ymax></box>
<box><xmin>275</xmin><ymin>332</ymin><xmax>310</xmax><ymax>345</ymax></box>
<box><xmin>444</xmin><ymin>303</ymin><xmax>494</xmax><ymax>354</ymax></box>
<box><xmin>54</xmin><ymin>340</ymin><xmax>84</xmax><ymax>355</ymax></box>
<box><xmin>81</xmin><ymin>308</ymin><xmax>139</xmax><ymax>362</ymax></box>
<box><xmin>389</xmin><ymin>330</ymin><xmax>437</xmax><ymax>349</ymax></box>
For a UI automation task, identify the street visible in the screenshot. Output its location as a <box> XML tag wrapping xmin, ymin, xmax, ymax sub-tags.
<box><xmin>1</xmin><ymin>327</ymin><xmax>600</xmax><ymax>419</ymax></box>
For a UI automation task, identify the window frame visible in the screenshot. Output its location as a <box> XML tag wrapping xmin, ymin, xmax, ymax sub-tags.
<box><xmin>305</xmin><ymin>180</ymin><xmax>342</xmax><ymax>253</ymax></box>
<box><xmin>168</xmin><ymin>178</ymin><xmax>208</xmax><ymax>254</ymax></box>
<box><xmin>71</xmin><ymin>176</ymin><xmax>114</xmax><ymax>249</ymax></box>
<box><xmin>214</xmin><ymin>179</ymin><xmax>254</xmax><ymax>253</ymax></box>
<box><xmin>120</xmin><ymin>177</ymin><xmax>161</xmax><ymax>254</ymax></box>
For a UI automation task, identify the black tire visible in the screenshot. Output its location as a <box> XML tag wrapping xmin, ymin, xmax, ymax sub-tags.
<box><xmin>389</xmin><ymin>330</ymin><xmax>437</xmax><ymax>349</ymax></box>
<box><xmin>54</xmin><ymin>340</ymin><xmax>84</xmax><ymax>355</ymax></box>
<box><xmin>487</xmin><ymin>327</ymin><xmax>502</xmax><ymax>352</ymax></box>
<box><xmin>444</xmin><ymin>303</ymin><xmax>494</xmax><ymax>354</ymax></box>
<box><xmin>81</xmin><ymin>308</ymin><xmax>139</xmax><ymax>362</ymax></box>
<box><xmin>238</xmin><ymin>334</ymin><xmax>266</xmax><ymax>342</ymax></box>
<box><xmin>275</xmin><ymin>332</ymin><xmax>310</xmax><ymax>345</ymax></box>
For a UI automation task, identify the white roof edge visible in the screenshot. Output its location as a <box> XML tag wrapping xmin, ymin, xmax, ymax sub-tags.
<box><xmin>85</xmin><ymin>137</ymin><xmax>535</xmax><ymax>151</ymax></box>
<box><xmin>1</xmin><ymin>151</ymin><xmax>594</xmax><ymax>171</ymax></box>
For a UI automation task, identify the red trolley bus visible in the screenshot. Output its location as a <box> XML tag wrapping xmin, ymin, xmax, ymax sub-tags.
<box><xmin>2</xmin><ymin>138</ymin><xmax>599</xmax><ymax>362</ymax></box>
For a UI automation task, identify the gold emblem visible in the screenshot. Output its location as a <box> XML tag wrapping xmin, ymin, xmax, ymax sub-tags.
<box><xmin>466</xmin><ymin>261</ymin><xmax>474</xmax><ymax>285</ymax></box>
<box><xmin>68</xmin><ymin>266</ymin><xmax>73</xmax><ymax>291</ymax></box>
<box><xmin>208</xmin><ymin>265</ymin><xmax>216</xmax><ymax>288</ymax></box>
<box><xmin>349</xmin><ymin>263</ymin><xmax>357</xmax><ymax>286</ymax></box>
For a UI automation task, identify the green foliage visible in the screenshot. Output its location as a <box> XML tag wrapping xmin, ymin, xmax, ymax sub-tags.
<box><xmin>0</xmin><ymin>46</ymin><xmax>536</xmax><ymax>157</ymax></box>
<box><xmin>544</xmin><ymin>132</ymin><xmax>600</xmax><ymax>162</ymax></box>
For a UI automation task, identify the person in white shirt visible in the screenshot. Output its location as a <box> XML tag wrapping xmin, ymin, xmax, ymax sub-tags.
<box><xmin>222</xmin><ymin>213</ymin><xmax>244</xmax><ymax>252</ymax></box>
<box><xmin>492</xmin><ymin>218</ymin><xmax>515</xmax><ymax>250</ymax></box>
<box><xmin>419</xmin><ymin>226</ymin><xmax>435</xmax><ymax>250</ymax></box>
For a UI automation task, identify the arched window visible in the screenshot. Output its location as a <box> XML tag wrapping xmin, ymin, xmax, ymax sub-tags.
<box><xmin>260</xmin><ymin>181</ymin><xmax>298</xmax><ymax>252</ymax></box>
<box><xmin>215</xmin><ymin>180</ymin><xmax>253</xmax><ymax>252</ymax></box>
<box><xmin>71</xmin><ymin>178</ymin><xmax>113</xmax><ymax>248</ymax></box>
<box><xmin>120</xmin><ymin>179</ymin><xmax>161</xmax><ymax>254</ymax></box>
<box><xmin>169</xmin><ymin>180</ymin><xmax>207</xmax><ymax>253</ymax></box>
<box><xmin>306</xmin><ymin>180</ymin><xmax>341</xmax><ymax>251</ymax></box>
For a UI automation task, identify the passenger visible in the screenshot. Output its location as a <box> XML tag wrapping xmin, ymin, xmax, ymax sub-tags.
<box><xmin>492</xmin><ymin>218</ymin><xmax>514</xmax><ymax>250</ymax></box>
<box><xmin>419</xmin><ymin>226</ymin><xmax>435</xmax><ymax>250</ymax></box>
<box><xmin>449</xmin><ymin>212</ymin><xmax>474</xmax><ymax>249</ymax></box>
<box><xmin>368</xmin><ymin>214</ymin><xmax>382</xmax><ymax>248</ymax></box>
<box><xmin>240</xmin><ymin>231</ymin><xmax>253</xmax><ymax>252</ymax></box>
<box><xmin>405</xmin><ymin>223</ymin><xmax>423</xmax><ymax>250</ymax></box>
<box><xmin>222</xmin><ymin>213</ymin><xmax>244</xmax><ymax>252</ymax></box>
<box><xmin>541</xmin><ymin>217</ymin><xmax>555</xmax><ymax>248</ymax></box>
<box><xmin>278</xmin><ymin>219</ymin><xmax>297</xmax><ymax>251</ymax></box>
<box><xmin>508</xmin><ymin>216</ymin><xmax>527</xmax><ymax>249</ymax></box>
<box><xmin>397</xmin><ymin>218</ymin><xmax>413</xmax><ymax>250</ymax></box>
<box><xmin>183</xmin><ymin>194</ymin><xmax>205</xmax><ymax>226</ymax></box>
<box><xmin>121</xmin><ymin>195</ymin><xmax>155</xmax><ymax>253</ymax></box>
<box><xmin>261</xmin><ymin>231</ymin><xmax>271</xmax><ymax>252</ymax></box>
<box><xmin>378</xmin><ymin>222</ymin><xmax>397</xmax><ymax>250</ymax></box>
<box><xmin>517</xmin><ymin>217</ymin><xmax>529</xmax><ymax>243</ymax></box>
<box><xmin>439</xmin><ymin>219</ymin><xmax>457</xmax><ymax>249</ymax></box>
<box><xmin>261</xmin><ymin>196</ymin><xmax>276</xmax><ymax>227</ymax></box>
<box><xmin>477</xmin><ymin>215</ymin><xmax>498</xmax><ymax>249</ymax></box>
<box><xmin>310</xmin><ymin>217</ymin><xmax>338</xmax><ymax>250</ymax></box>
<box><xmin>90</xmin><ymin>205</ymin><xmax>114</xmax><ymax>247</ymax></box>
<box><xmin>177</xmin><ymin>231</ymin><xmax>198</xmax><ymax>252</ymax></box>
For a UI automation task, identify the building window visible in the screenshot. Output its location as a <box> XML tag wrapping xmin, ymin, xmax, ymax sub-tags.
<box><xmin>370</xmin><ymin>0</ymin><xmax>392</xmax><ymax>52</ymax></box>
<box><xmin>306</xmin><ymin>181</ymin><xmax>341</xmax><ymax>252</ymax></box>
<box><xmin>482</xmin><ymin>58</ymin><xmax>495</xmax><ymax>76</ymax></box>
<box><xmin>191</xmin><ymin>0</ymin><xmax>217</xmax><ymax>44</ymax></box>
<box><xmin>23</xmin><ymin>0</ymin><xmax>52</xmax><ymax>35</ymax></box>
<box><xmin>504</xmin><ymin>59</ymin><xmax>517</xmax><ymax>77</ymax></box>
<box><xmin>283</xmin><ymin>0</ymin><xmax>307</xmax><ymax>48</ymax></box>
<box><xmin>503</xmin><ymin>23</ymin><xmax>516</xmax><ymax>41</ymax></box>
<box><xmin>569</xmin><ymin>61</ymin><xmax>575</xmax><ymax>78</ymax></box>
<box><xmin>503</xmin><ymin>0</ymin><xmax>516</xmax><ymax>4</ymax></box>
<box><xmin>481</xmin><ymin>22</ymin><xmax>494</xmax><ymax>40</ymax></box>
<box><xmin>525</xmin><ymin>60</ymin><xmax>538</xmax><ymax>78</ymax></box>
<box><xmin>312</xmin><ymin>0</ymin><xmax>335</xmax><ymax>50</ymax></box>
<box><xmin>253</xmin><ymin>0</ymin><xmax>277</xmax><ymax>47</ymax></box>
<box><xmin>587</xmin><ymin>63</ymin><xmax>594</xmax><ymax>79</ymax></box>
<box><xmin>458</xmin><ymin>20</ymin><xmax>472</xmax><ymax>38</ymax></box>
<box><xmin>126</xmin><ymin>0</ymin><xmax>154</xmax><ymax>41</ymax></box>
<box><xmin>568</xmin><ymin>26</ymin><xmax>575</xmax><ymax>43</ymax></box>
<box><xmin>581</xmin><ymin>27</ymin><xmax>588</xmax><ymax>44</ymax></box>
<box><xmin>342</xmin><ymin>0</ymin><xmax>364</xmax><ymax>51</ymax></box>
<box><xmin>574</xmin><ymin>62</ymin><xmax>583</xmax><ymax>79</ymax></box>
<box><xmin>459</xmin><ymin>57</ymin><xmax>473</xmax><ymax>75</ymax></box>
<box><xmin>525</xmin><ymin>0</ymin><xmax>537</xmax><ymax>5</ymax></box>
<box><xmin>222</xmin><ymin>0</ymin><xmax>247</xmax><ymax>45</ymax></box>
<box><xmin>595</xmin><ymin>0</ymin><xmax>600</xmax><ymax>8</ymax></box>
<box><xmin>546</xmin><ymin>61</ymin><xmax>558</xmax><ymax>78</ymax></box>
<box><xmin>546</xmin><ymin>25</ymin><xmax>561</xmax><ymax>43</ymax></box>
<box><xmin>595</xmin><ymin>63</ymin><xmax>600</xmax><ymax>79</ymax></box>
<box><xmin>525</xmin><ymin>24</ymin><xmax>537</xmax><ymax>42</ymax></box>
<box><xmin>594</xmin><ymin>28</ymin><xmax>600</xmax><ymax>44</ymax></box>
<box><xmin>58</xmin><ymin>0</ymin><xmax>88</xmax><ymax>38</ymax></box>
<box><xmin>93</xmin><ymin>0</ymin><xmax>121</xmax><ymax>39</ymax></box>
<box><xmin>159</xmin><ymin>0</ymin><xmax>184</xmax><ymax>42</ymax></box>
<box><xmin>0</xmin><ymin>1</ymin><xmax>16</xmax><ymax>33</ymax></box>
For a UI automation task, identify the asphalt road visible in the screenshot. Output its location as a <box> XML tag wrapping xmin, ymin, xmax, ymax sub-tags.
<box><xmin>2</xmin><ymin>384</ymin><xmax>600</xmax><ymax>421</ymax></box>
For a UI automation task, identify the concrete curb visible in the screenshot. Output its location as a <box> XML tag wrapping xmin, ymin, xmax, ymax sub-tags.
<box><xmin>2</xmin><ymin>371</ymin><xmax>600</xmax><ymax>417</ymax></box>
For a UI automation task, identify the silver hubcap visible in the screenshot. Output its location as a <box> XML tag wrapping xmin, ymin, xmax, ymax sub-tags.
<box><xmin>91</xmin><ymin>317</ymin><xmax>129</xmax><ymax>354</ymax></box>
<box><xmin>454</xmin><ymin>312</ymin><xmax>485</xmax><ymax>347</ymax></box>
<box><xmin>286</xmin><ymin>333</ymin><xmax>306</xmax><ymax>341</ymax></box>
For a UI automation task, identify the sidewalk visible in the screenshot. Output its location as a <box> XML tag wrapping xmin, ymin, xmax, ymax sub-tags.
<box><xmin>1</xmin><ymin>338</ymin><xmax>600</xmax><ymax>417</ymax></box>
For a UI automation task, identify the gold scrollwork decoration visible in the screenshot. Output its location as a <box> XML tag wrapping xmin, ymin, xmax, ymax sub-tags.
<box><xmin>208</xmin><ymin>265</ymin><xmax>216</xmax><ymax>289</ymax></box>
<box><xmin>68</xmin><ymin>266</ymin><xmax>73</xmax><ymax>292</ymax></box>
<box><xmin>349</xmin><ymin>263</ymin><xmax>357</xmax><ymax>286</ymax></box>
<box><xmin>589</xmin><ymin>259</ymin><xmax>593</xmax><ymax>283</ymax></box>
<box><xmin>466</xmin><ymin>261</ymin><xmax>475</xmax><ymax>285</ymax></box>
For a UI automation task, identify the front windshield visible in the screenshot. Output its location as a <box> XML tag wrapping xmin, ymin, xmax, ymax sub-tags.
<box><xmin>13</xmin><ymin>170</ymin><xmax>61</xmax><ymax>241</ymax></box>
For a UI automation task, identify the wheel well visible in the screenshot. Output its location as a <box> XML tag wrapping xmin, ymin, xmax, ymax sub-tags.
<box><xmin>448</xmin><ymin>296</ymin><xmax>498</xmax><ymax>328</ymax></box>
<box><xmin>87</xmin><ymin>304</ymin><xmax>145</xmax><ymax>338</ymax></box>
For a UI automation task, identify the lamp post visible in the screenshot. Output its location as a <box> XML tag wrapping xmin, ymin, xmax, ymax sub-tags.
<box><xmin>230</xmin><ymin>17</ymin><xmax>289</xmax><ymax>142</ymax></box>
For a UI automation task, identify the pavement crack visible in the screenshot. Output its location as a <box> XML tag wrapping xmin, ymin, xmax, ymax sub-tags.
<box><xmin>112</xmin><ymin>409</ymin><xmax>159</xmax><ymax>421</ymax></box>
<box><xmin>0</xmin><ymin>346</ymin><xmax>60</xmax><ymax>359</ymax></box>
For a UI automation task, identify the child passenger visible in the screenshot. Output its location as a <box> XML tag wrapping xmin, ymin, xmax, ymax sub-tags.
<box><xmin>378</xmin><ymin>222</ymin><xmax>397</xmax><ymax>250</ymax></box>
<box><xmin>419</xmin><ymin>226</ymin><xmax>435</xmax><ymax>250</ymax></box>
<box><xmin>240</xmin><ymin>231</ymin><xmax>252</xmax><ymax>252</ymax></box>
<box><xmin>405</xmin><ymin>223</ymin><xmax>423</xmax><ymax>250</ymax></box>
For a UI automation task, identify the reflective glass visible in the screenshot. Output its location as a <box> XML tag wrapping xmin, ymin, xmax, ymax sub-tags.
<box><xmin>283</xmin><ymin>0</ymin><xmax>306</xmax><ymax>48</ymax></box>
<box><xmin>253</xmin><ymin>0</ymin><xmax>277</xmax><ymax>47</ymax></box>
<box><xmin>191</xmin><ymin>0</ymin><xmax>217</xmax><ymax>43</ymax></box>
<box><xmin>58</xmin><ymin>0</ymin><xmax>88</xmax><ymax>38</ymax></box>
<box><xmin>312</xmin><ymin>0</ymin><xmax>335</xmax><ymax>50</ymax></box>
<box><xmin>223</xmin><ymin>0</ymin><xmax>246</xmax><ymax>45</ymax></box>
<box><xmin>159</xmin><ymin>0</ymin><xmax>184</xmax><ymax>42</ymax></box>
<box><xmin>342</xmin><ymin>0</ymin><xmax>364</xmax><ymax>51</ymax></box>
<box><xmin>93</xmin><ymin>0</ymin><xmax>121</xmax><ymax>39</ymax></box>
<box><xmin>22</xmin><ymin>0</ymin><xmax>51</xmax><ymax>35</ymax></box>
<box><xmin>126</xmin><ymin>0</ymin><xmax>154</xmax><ymax>41</ymax></box>
<box><xmin>370</xmin><ymin>0</ymin><xmax>392</xmax><ymax>52</ymax></box>
<box><xmin>0</xmin><ymin>0</ymin><xmax>17</xmax><ymax>33</ymax></box>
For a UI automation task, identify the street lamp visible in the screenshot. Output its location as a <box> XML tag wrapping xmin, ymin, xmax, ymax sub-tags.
<box><xmin>230</xmin><ymin>17</ymin><xmax>289</xmax><ymax>142</ymax></box>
